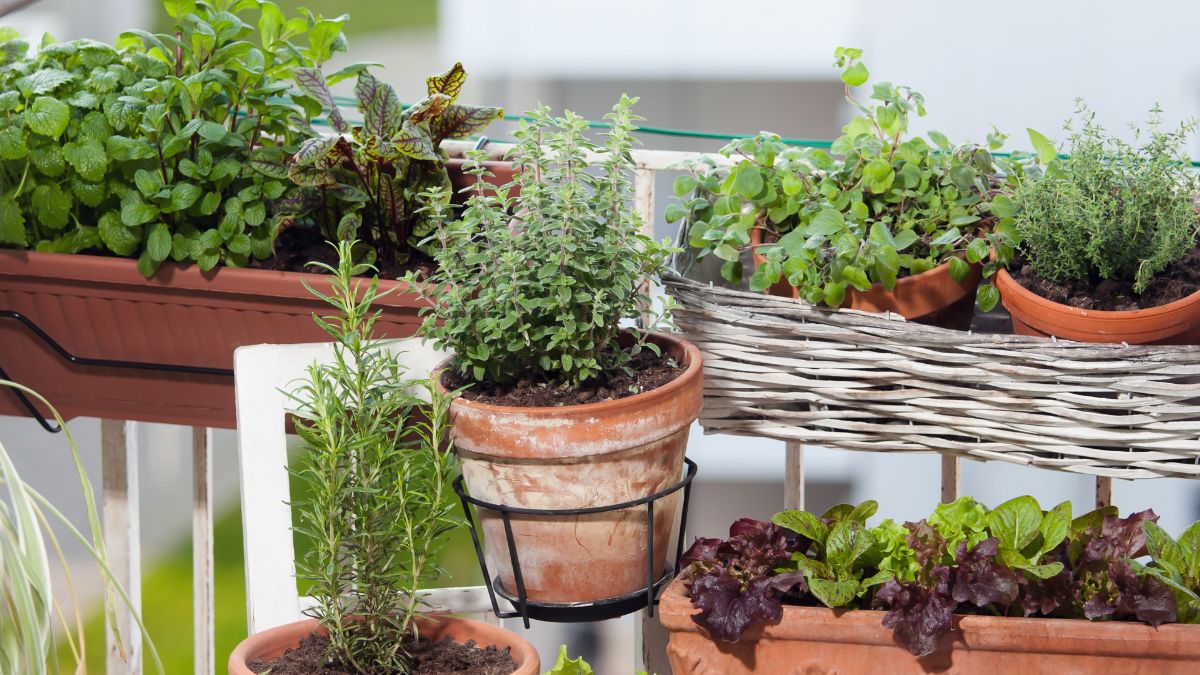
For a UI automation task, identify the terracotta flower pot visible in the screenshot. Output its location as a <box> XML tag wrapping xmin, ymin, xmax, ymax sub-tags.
<box><xmin>0</xmin><ymin>250</ymin><xmax>426</xmax><ymax>427</ymax></box>
<box><xmin>443</xmin><ymin>332</ymin><xmax>702</xmax><ymax>604</ymax></box>
<box><xmin>657</xmin><ymin>577</ymin><xmax>1200</xmax><ymax>674</ymax></box>
<box><xmin>750</xmin><ymin>228</ymin><xmax>982</xmax><ymax>330</ymax></box>
<box><xmin>446</xmin><ymin>157</ymin><xmax>519</xmax><ymax>199</ymax></box>
<box><xmin>995</xmin><ymin>267</ymin><xmax>1200</xmax><ymax>345</ymax></box>
<box><xmin>227</xmin><ymin>614</ymin><xmax>540</xmax><ymax>675</ymax></box>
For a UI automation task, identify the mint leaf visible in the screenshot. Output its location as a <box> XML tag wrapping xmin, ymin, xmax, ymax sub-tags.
<box><xmin>26</xmin><ymin>96</ymin><xmax>70</xmax><ymax>138</ymax></box>
<box><xmin>0</xmin><ymin>196</ymin><xmax>27</xmax><ymax>245</ymax></box>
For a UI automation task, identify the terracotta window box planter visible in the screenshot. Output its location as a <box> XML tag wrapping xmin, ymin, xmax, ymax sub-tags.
<box><xmin>0</xmin><ymin>250</ymin><xmax>427</xmax><ymax>427</ymax></box>
<box><xmin>995</xmin><ymin>267</ymin><xmax>1200</xmax><ymax>345</ymax></box>
<box><xmin>657</xmin><ymin>577</ymin><xmax>1200</xmax><ymax>674</ymax></box>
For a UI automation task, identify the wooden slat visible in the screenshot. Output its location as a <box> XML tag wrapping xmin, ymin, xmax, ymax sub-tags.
<box><xmin>784</xmin><ymin>441</ymin><xmax>805</xmax><ymax>511</ymax></box>
<box><xmin>1095</xmin><ymin>476</ymin><xmax>1114</xmax><ymax>509</ymax></box>
<box><xmin>102</xmin><ymin>419</ymin><xmax>141</xmax><ymax>675</ymax></box>
<box><xmin>192</xmin><ymin>427</ymin><xmax>214</xmax><ymax>675</ymax></box>
<box><xmin>941</xmin><ymin>455</ymin><xmax>960</xmax><ymax>503</ymax></box>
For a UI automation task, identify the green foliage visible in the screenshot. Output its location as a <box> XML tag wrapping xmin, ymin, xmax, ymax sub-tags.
<box><xmin>281</xmin><ymin>61</ymin><xmax>502</xmax><ymax>269</ymax></box>
<box><xmin>290</xmin><ymin>241</ymin><xmax>460</xmax><ymax>673</ymax></box>
<box><xmin>1133</xmin><ymin>521</ymin><xmax>1200</xmax><ymax>623</ymax></box>
<box><xmin>668</xmin><ymin>47</ymin><xmax>1018</xmax><ymax>311</ymax></box>
<box><xmin>0</xmin><ymin>1</ymin><xmax>350</xmax><ymax>275</ymax></box>
<box><xmin>540</xmin><ymin>647</ymin><xmax>654</xmax><ymax>675</ymax></box>
<box><xmin>0</xmin><ymin>381</ymin><xmax>162</xmax><ymax>674</ymax></box>
<box><xmin>412</xmin><ymin>96</ymin><xmax>677</xmax><ymax>386</ymax></box>
<box><xmin>772</xmin><ymin>501</ymin><xmax>887</xmax><ymax>606</ymax></box>
<box><xmin>1011</xmin><ymin>102</ymin><xmax>1200</xmax><ymax>293</ymax></box>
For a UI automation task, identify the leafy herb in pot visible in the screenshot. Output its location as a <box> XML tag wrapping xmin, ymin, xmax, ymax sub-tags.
<box><xmin>281</xmin><ymin>62</ymin><xmax>503</xmax><ymax>275</ymax></box>
<box><xmin>1003</xmin><ymin>102</ymin><xmax>1200</xmax><ymax>311</ymax></box>
<box><xmin>0</xmin><ymin>0</ymin><xmax>353</xmax><ymax>276</ymax></box>
<box><xmin>411</xmin><ymin>94</ymin><xmax>677</xmax><ymax>391</ymax></box>
<box><xmin>680</xmin><ymin>497</ymin><xmax>1198</xmax><ymax>657</ymax></box>
<box><xmin>668</xmin><ymin>47</ymin><xmax>1018</xmax><ymax>317</ymax></box>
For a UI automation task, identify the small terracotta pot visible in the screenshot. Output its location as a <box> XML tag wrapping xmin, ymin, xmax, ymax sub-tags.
<box><xmin>227</xmin><ymin>614</ymin><xmax>540</xmax><ymax>675</ymax></box>
<box><xmin>442</xmin><ymin>332</ymin><xmax>702</xmax><ymax>604</ymax></box>
<box><xmin>995</xmin><ymin>267</ymin><xmax>1200</xmax><ymax>345</ymax></box>
<box><xmin>0</xmin><ymin>250</ymin><xmax>425</xmax><ymax>427</ymax></box>
<box><xmin>657</xmin><ymin>577</ymin><xmax>1200</xmax><ymax>674</ymax></box>
<box><xmin>750</xmin><ymin>228</ymin><xmax>982</xmax><ymax>330</ymax></box>
<box><xmin>446</xmin><ymin>157</ymin><xmax>518</xmax><ymax>199</ymax></box>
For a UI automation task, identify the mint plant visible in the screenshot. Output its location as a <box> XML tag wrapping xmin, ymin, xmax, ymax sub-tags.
<box><xmin>668</xmin><ymin>48</ymin><xmax>1018</xmax><ymax>311</ymax></box>
<box><xmin>681</xmin><ymin>497</ymin><xmax>1193</xmax><ymax>657</ymax></box>
<box><xmin>1009</xmin><ymin>102</ymin><xmax>1200</xmax><ymax>295</ymax></box>
<box><xmin>289</xmin><ymin>241</ymin><xmax>459</xmax><ymax>673</ymax></box>
<box><xmin>411</xmin><ymin>96</ymin><xmax>675</xmax><ymax>386</ymax></box>
<box><xmin>283</xmin><ymin>62</ymin><xmax>502</xmax><ymax>270</ymax></box>
<box><xmin>0</xmin><ymin>0</ymin><xmax>352</xmax><ymax>276</ymax></box>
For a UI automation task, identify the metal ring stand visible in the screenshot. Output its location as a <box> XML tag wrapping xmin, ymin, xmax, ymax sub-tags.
<box><xmin>0</xmin><ymin>310</ymin><xmax>233</xmax><ymax>432</ymax></box>
<box><xmin>454</xmin><ymin>457</ymin><xmax>698</xmax><ymax>628</ymax></box>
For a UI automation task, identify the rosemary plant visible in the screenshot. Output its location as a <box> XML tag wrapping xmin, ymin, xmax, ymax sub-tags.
<box><xmin>290</xmin><ymin>241</ymin><xmax>459</xmax><ymax>673</ymax></box>
<box><xmin>412</xmin><ymin>95</ymin><xmax>675</xmax><ymax>387</ymax></box>
<box><xmin>1012</xmin><ymin>102</ymin><xmax>1200</xmax><ymax>293</ymax></box>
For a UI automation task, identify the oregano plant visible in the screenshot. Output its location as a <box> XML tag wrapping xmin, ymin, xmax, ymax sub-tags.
<box><xmin>290</xmin><ymin>240</ymin><xmax>459</xmax><ymax>674</ymax></box>
<box><xmin>668</xmin><ymin>47</ymin><xmax>1018</xmax><ymax>311</ymax></box>
<box><xmin>410</xmin><ymin>95</ymin><xmax>675</xmax><ymax>386</ymax></box>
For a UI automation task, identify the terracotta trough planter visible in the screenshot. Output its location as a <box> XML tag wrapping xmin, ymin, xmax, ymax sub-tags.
<box><xmin>228</xmin><ymin>615</ymin><xmax>540</xmax><ymax>675</ymax></box>
<box><xmin>0</xmin><ymin>250</ymin><xmax>426</xmax><ymax>427</ymax></box>
<box><xmin>995</xmin><ymin>267</ymin><xmax>1200</xmax><ymax>345</ymax></box>
<box><xmin>657</xmin><ymin>578</ymin><xmax>1200</xmax><ymax>674</ymax></box>
<box><xmin>750</xmin><ymin>229</ymin><xmax>982</xmax><ymax>330</ymax></box>
<box><xmin>444</xmin><ymin>332</ymin><xmax>703</xmax><ymax>605</ymax></box>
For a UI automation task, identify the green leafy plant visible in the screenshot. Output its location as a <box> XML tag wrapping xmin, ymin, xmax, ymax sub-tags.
<box><xmin>0</xmin><ymin>0</ymin><xmax>351</xmax><ymax>275</ymax></box>
<box><xmin>0</xmin><ymin>381</ymin><xmax>162</xmax><ymax>674</ymax></box>
<box><xmin>668</xmin><ymin>47</ymin><xmax>1017</xmax><ymax>311</ymax></box>
<box><xmin>289</xmin><ymin>240</ymin><xmax>459</xmax><ymax>673</ymax></box>
<box><xmin>411</xmin><ymin>95</ymin><xmax>676</xmax><ymax>386</ymax></box>
<box><xmin>540</xmin><ymin>646</ymin><xmax>655</xmax><ymax>675</ymax></box>
<box><xmin>283</xmin><ymin>62</ymin><xmax>503</xmax><ymax>270</ymax></box>
<box><xmin>1009</xmin><ymin>102</ymin><xmax>1200</xmax><ymax>294</ymax></box>
<box><xmin>682</xmin><ymin>497</ymin><xmax>1192</xmax><ymax>658</ymax></box>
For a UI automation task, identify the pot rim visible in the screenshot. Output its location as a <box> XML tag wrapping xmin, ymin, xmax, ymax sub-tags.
<box><xmin>228</xmin><ymin>614</ymin><xmax>540</xmax><ymax>674</ymax></box>
<box><xmin>435</xmin><ymin>330</ymin><xmax>701</xmax><ymax>417</ymax></box>
<box><xmin>0</xmin><ymin>249</ymin><xmax>426</xmax><ymax>303</ymax></box>
<box><xmin>995</xmin><ymin>266</ymin><xmax>1200</xmax><ymax>320</ymax></box>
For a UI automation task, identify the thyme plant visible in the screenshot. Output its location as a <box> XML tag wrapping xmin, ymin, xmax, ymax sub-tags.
<box><xmin>412</xmin><ymin>96</ymin><xmax>675</xmax><ymax>386</ymax></box>
<box><xmin>290</xmin><ymin>241</ymin><xmax>459</xmax><ymax>673</ymax></box>
<box><xmin>1012</xmin><ymin>102</ymin><xmax>1200</xmax><ymax>293</ymax></box>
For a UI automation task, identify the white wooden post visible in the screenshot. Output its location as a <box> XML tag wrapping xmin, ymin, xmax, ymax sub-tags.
<box><xmin>192</xmin><ymin>426</ymin><xmax>214</xmax><ymax>675</ymax></box>
<box><xmin>102</xmin><ymin>419</ymin><xmax>141</xmax><ymax>675</ymax></box>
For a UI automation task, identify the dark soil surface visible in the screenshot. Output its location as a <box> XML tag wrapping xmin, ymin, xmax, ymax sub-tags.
<box><xmin>247</xmin><ymin>632</ymin><xmax>518</xmax><ymax>675</ymax></box>
<box><xmin>1010</xmin><ymin>247</ymin><xmax>1200</xmax><ymax>311</ymax></box>
<box><xmin>447</xmin><ymin>348</ymin><xmax>684</xmax><ymax>407</ymax></box>
<box><xmin>250</xmin><ymin>226</ymin><xmax>434</xmax><ymax>280</ymax></box>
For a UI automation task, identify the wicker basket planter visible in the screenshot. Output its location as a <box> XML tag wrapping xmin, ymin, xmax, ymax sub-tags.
<box><xmin>0</xmin><ymin>250</ymin><xmax>426</xmax><ymax>427</ymax></box>
<box><xmin>657</xmin><ymin>578</ymin><xmax>1200</xmax><ymax>675</ymax></box>
<box><xmin>664</xmin><ymin>273</ymin><xmax>1200</xmax><ymax>479</ymax></box>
